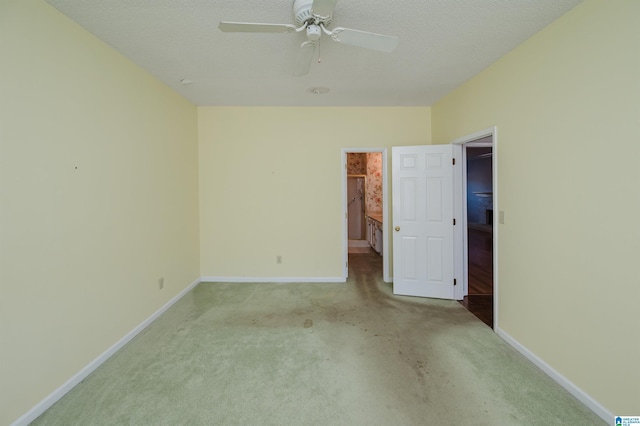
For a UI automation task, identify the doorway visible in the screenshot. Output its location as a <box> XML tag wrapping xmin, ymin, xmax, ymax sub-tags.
<box><xmin>342</xmin><ymin>149</ymin><xmax>390</xmax><ymax>282</ymax></box>
<box><xmin>452</xmin><ymin>129</ymin><xmax>497</xmax><ymax>329</ymax></box>
<box><xmin>461</xmin><ymin>144</ymin><xmax>494</xmax><ymax>327</ymax></box>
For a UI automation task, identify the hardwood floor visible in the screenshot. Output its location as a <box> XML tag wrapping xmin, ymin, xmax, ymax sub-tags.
<box><xmin>459</xmin><ymin>227</ymin><xmax>494</xmax><ymax>328</ymax></box>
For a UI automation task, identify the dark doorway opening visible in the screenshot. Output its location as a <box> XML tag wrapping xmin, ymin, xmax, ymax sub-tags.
<box><xmin>459</xmin><ymin>146</ymin><xmax>494</xmax><ymax>328</ymax></box>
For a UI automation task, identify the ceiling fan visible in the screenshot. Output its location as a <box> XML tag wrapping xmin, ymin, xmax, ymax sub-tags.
<box><xmin>218</xmin><ymin>0</ymin><xmax>399</xmax><ymax>76</ymax></box>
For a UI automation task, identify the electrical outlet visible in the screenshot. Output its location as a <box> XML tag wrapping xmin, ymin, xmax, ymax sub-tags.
<box><xmin>499</xmin><ymin>211</ymin><xmax>505</xmax><ymax>224</ymax></box>
<box><xmin>158</xmin><ymin>277</ymin><xmax>164</xmax><ymax>290</ymax></box>
<box><xmin>276</xmin><ymin>255</ymin><xmax>282</xmax><ymax>264</ymax></box>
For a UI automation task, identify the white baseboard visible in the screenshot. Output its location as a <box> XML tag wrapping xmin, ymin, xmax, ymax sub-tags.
<box><xmin>201</xmin><ymin>276</ymin><xmax>346</xmax><ymax>283</ymax></box>
<box><xmin>11</xmin><ymin>277</ymin><xmax>201</xmax><ymax>426</ymax></box>
<box><xmin>495</xmin><ymin>327</ymin><xmax>612</xmax><ymax>423</ymax></box>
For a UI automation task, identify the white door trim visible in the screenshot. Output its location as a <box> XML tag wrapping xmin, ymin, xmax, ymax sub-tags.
<box><xmin>451</xmin><ymin>127</ymin><xmax>498</xmax><ymax>329</ymax></box>
<box><xmin>341</xmin><ymin>148</ymin><xmax>390</xmax><ymax>282</ymax></box>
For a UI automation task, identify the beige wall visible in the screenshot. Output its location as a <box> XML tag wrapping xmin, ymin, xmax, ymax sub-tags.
<box><xmin>198</xmin><ymin>107</ymin><xmax>430</xmax><ymax>279</ymax></box>
<box><xmin>0</xmin><ymin>1</ymin><xmax>200</xmax><ymax>424</ymax></box>
<box><xmin>432</xmin><ymin>0</ymin><xmax>640</xmax><ymax>414</ymax></box>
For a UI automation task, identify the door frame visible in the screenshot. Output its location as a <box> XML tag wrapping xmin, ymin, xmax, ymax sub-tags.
<box><xmin>452</xmin><ymin>127</ymin><xmax>498</xmax><ymax>329</ymax></box>
<box><xmin>341</xmin><ymin>148</ymin><xmax>390</xmax><ymax>282</ymax></box>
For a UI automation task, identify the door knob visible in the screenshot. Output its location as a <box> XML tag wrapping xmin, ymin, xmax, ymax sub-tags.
<box><xmin>395</xmin><ymin>226</ymin><xmax>400</xmax><ymax>231</ymax></box>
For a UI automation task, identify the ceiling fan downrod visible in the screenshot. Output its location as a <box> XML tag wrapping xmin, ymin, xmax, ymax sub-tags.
<box><xmin>294</xmin><ymin>0</ymin><xmax>334</xmax><ymax>28</ymax></box>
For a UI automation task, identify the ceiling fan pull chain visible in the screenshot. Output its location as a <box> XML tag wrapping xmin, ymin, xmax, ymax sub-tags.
<box><xmin>318</xmin><ymin>40</ymin><xmax>322</xmax><ymax>63</ymax></box>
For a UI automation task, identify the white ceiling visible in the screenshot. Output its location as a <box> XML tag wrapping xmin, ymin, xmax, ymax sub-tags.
<box><xmin>46</xmin><ymin>0</ymin><xmax>582</xmax><ymax>107</ymax></box>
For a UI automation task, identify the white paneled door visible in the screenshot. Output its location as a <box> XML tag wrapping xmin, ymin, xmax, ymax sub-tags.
<box><xmin>392</xmin><ymin>145</ymin><xmax>455</xmax><ymax>299</ymax></box>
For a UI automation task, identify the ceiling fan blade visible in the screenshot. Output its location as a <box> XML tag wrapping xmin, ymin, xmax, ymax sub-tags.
<box><xmin>311</xmin><ymin>0</ymin><xmax>338</xmax><ymax>18</ymax></box>
<box><xmin>330</xmin><ymin>27</ymin><xmax>398</xmax><ymax>53</ymax></box>
<box><xmin>294</xmin><ymin>41</ymin><xmax>317</xmax><ymax>77</ymax></box>
<box><xmin>218</xmin><ymin>21</ymin><xmax>296</xmax><ymax>33</ymax></box>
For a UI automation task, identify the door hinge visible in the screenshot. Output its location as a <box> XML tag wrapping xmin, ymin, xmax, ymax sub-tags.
<box><xmin>454</xmin><ymin>278</ymin><xmax>457</xmax><ymax>286</ymax></box>
<box><xmin>453</xmin><ymin>218</ymin><xmax>456</xmax><ymax>226</ymax></box>
<box><xmin>452</xmin><ymin>158</ymin><xmax>456</xmax><ymax>165</ymax></box>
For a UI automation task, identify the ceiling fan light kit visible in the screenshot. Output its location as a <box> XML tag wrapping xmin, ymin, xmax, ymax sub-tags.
<box><xmin>218</xmin><ymin>0</ymin><xmax>398</xmax><ymax>77</ymax></box>
<box><xmin>306</xmin><ymin>24</ymin><xmax>322</xmax><ymax>41</ymax></box>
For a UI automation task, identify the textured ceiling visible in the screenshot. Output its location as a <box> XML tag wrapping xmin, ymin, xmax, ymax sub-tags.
<box><xmin>46</xmin><ymin>0</ymin><xmax>582</xmax><ymax>106</ymax></box>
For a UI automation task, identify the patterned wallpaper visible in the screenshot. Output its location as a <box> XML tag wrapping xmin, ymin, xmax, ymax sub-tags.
<box><xmin>347</xmin><ymin>153</ymin><xmax>366</xmax><ymax>174</ymax></box>
<box><xmin>366</xmin><ymin>152</ymin><xmax>382</xmax><ymax>214</ymax></box>
<box><xmin>347</xmin><ymin>152</ymin><xmax>383</xmax><ymax>215</ymax></box>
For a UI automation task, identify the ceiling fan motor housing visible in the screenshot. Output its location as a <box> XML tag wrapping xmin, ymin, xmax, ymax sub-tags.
<box><xmin>294</xmin><ymin>0</ymin><xmax>332</xmax><ymax>27</ymax></box>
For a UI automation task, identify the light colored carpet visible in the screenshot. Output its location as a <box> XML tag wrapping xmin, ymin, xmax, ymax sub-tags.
<box><xmin>32</xmin><ymin>254</ymin><xmax>604</xmax><ymax>425</ymax></box>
